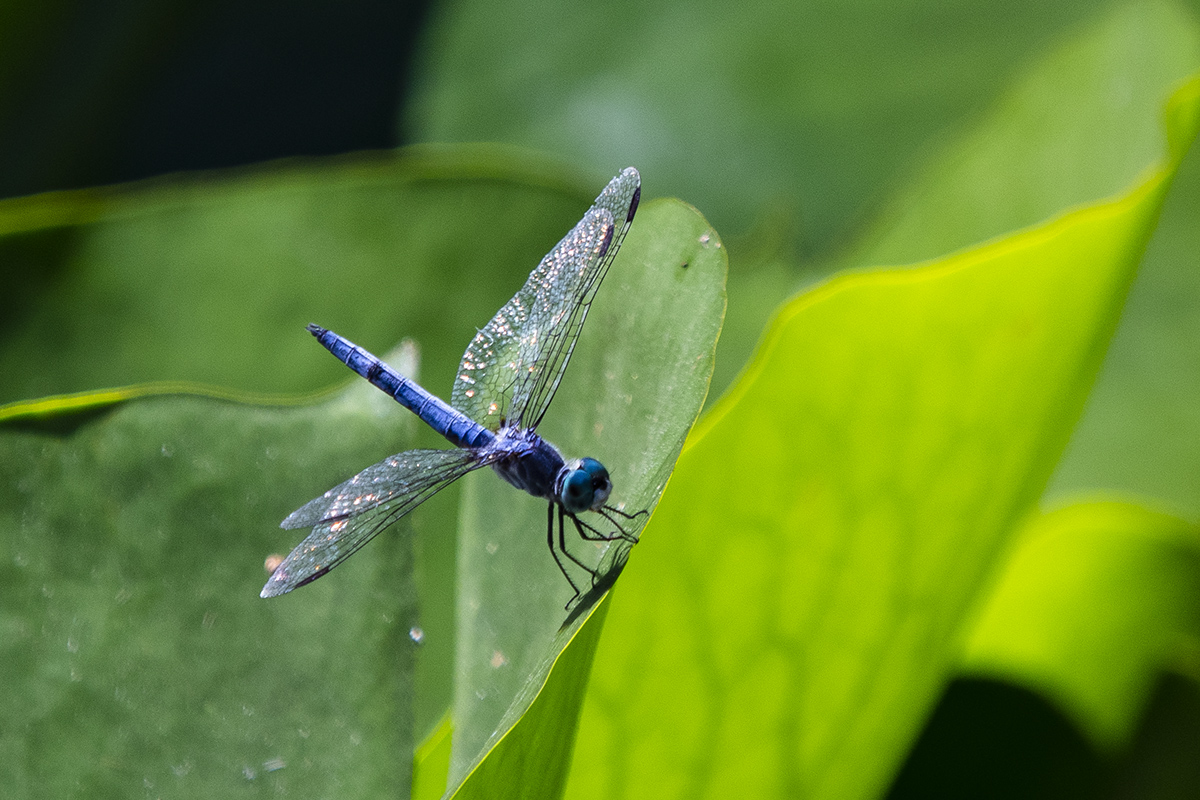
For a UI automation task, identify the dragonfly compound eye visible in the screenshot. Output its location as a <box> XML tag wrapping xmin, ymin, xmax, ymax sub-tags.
<box><xmin>578</xmin><ymin>457</ymin><xmax>612</xmax><ymax>511</ymax></box>
<box><xmin>560</xmin><ymin>469</ymin><xmax>594</xmax><ymax>514</ymax></box>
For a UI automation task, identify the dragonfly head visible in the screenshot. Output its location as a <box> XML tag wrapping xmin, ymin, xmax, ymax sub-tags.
<box><xmin>559</xmin><ymin>457</ymin><xmax>612</xmax><ymax>514</ymax></box>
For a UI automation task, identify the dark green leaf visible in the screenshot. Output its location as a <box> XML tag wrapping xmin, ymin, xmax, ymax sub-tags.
<box><xmin>0</xmin><ymin>368</ymin><xmax>420</xmax><ymax>796</ymax></box>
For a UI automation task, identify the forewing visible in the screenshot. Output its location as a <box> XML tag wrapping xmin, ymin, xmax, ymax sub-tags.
<box><xmin>261</xmin><ymin>448</ymin><xmax>484</xmax><ymax>597</ymax></box>
<box><xmin>451</xmin><ymin>167</ymin><xmax>641</xmax><ymax>430</ymax></box>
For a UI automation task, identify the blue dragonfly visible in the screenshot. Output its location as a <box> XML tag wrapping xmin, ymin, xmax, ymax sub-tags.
<box><xmin>262</xmin><ymin>168</ymin><xmax>644</xmax><ymax>604</ymax></box>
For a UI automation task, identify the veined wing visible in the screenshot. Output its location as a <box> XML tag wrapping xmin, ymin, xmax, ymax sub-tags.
<box><xmin>451</xmin><ymin>167</ymin><xmax>641</xmax><ymax>431</ymax></box>
<box><xmin>261</xmin><ymin>448</ymin><xmax>487</xmax><ymax>597</ymax></box>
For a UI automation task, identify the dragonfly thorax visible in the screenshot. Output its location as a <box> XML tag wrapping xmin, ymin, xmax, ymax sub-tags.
<box><xmin>488</xmin><ymin>427</ymin><xmax>568</xmax><ymax>502</ymax></box>
<box><xmin>486</xmin><ymin>428</ymin><xmax>612</xmax><ymax>514</ymax></box>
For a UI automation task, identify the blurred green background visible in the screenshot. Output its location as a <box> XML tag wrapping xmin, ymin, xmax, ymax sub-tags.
<box><xmin>2</xmin><ymin>0</ymin><xmax>1199</xmax><ymax>797</ymax></box>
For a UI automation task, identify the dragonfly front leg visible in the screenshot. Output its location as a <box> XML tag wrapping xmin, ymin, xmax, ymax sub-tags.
<box><xmin>570</xmin><ymin>511</ymin><xmax>640</xmax><ymax>545</ymax></box>
<box><xmin>557</xmin><ymin>505</ymin><xmax>604</xmax><ymax>578</ymax></box>
<box><xmin>599</xmin><ymin>505</ymin><xmax>648</xmax><ymax>544</ymax></box>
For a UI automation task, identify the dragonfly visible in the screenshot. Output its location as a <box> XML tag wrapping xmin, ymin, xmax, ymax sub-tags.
<box><xmin>261</xmin><ymin>167</ymin><xmax>645</xmax><ymax>604</ymax></box>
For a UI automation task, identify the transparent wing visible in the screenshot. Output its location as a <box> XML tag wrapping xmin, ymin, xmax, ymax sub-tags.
<box><xmin>451</xmin><ymin>167</ymin><xmax>641</xmax><ymax>431</ymax></box>
<box><xmin>261</xmin><ymin>448</ymin><xmax>487</xmax><ymax>597</ymax></box>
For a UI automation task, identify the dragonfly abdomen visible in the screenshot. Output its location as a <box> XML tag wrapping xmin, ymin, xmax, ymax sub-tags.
<box><xmin>307</xmin><ymin>324</ymin><xmax>493</xmax><ymax>449</ymax></box>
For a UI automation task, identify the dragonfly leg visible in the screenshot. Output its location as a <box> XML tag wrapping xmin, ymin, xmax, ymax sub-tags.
<box><xmin>572</xmin><ymin>510</ymin><xmax>640</xmax><ymax>545</ymax></box>
<box><xmin>547</xmin><ymin>502</ymin><xmax>586</xmax><ymax>604</ymax></box>
<box><xmin>557</xmin><ymin>505</ymin><xmax>603</xmax><ymax>579</ymax></box>
<box><xmin>604</xmin><ymin>505</ymin><xmax>649</xmax><ymax>522</ymax></box>
<box><xmin>569</xmin><ymin>513</ymin><xmax>638</xmax><ymax>590</ymax></box>
<box><xmin>600</xmin><ymin>506</ymin><xmax>648</xmax><ymax>543</ymax></box>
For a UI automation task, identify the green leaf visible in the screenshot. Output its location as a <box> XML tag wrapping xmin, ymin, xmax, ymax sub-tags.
<box><xmin>406</xmin><ymin>0</ymin><xmax>1120</xmax><ymax>250</ymax></box>
<box><xmin>841</xmin><ymin>0</ymin><xmax>1200</xmax><ymax>268</ymax></box>
<box><xmin>0</xmin><ymin>361</ymin><xmax>422</xmax><ymax>796</ymax></box>
<box><xmin>562</xmin><ymin>77</ymin><xmax>1200</xmax><ymax>800</ymax></box>
<box><xmin>447</xmin><ymin>199</ymin><xmax>727</xmax><ymax>797</ymax></box>
<box><xmin>413</xmin><ymin>714</ymin><xmax>454</xmax><ymax>800</ymax></box>
<box><xmin>961</xmin><ymin>501</ymin><xmax>1200</xmax><ymax>752</ymax></box>
<box><xmin>1049</xmin><ymin>118</ymin><xmax>1200</xmax><ymax>514</ymax></box>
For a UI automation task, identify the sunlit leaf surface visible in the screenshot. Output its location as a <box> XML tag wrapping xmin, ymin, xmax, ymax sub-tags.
<box><xmin>563</xmin><ymin>77</ymin><xmax>1200</xmax><ymax>800</ymax></box>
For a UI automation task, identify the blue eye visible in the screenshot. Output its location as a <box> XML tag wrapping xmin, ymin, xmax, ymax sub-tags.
<box><xmin>562</xmin><ymin>470</ymin><xmax>593</xmax><ymax>513</ymax></box>
<box><xmin>559</xmin><ymin>458</ymin><xmax>612</xmax><ymax>514</ymax></box>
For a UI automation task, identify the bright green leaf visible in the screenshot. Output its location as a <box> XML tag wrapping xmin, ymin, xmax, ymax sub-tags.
<box><xmin>564</xmin><ymin>77</ymin><xmax>1200</xmax><ymax>800</ymax></box>
<box><xmin>413</xmin><ymin>714</ymin><xmax>454</xmax><ymax>800</ymax></box>
<box><xmin>961</xmin><ymin>501</ymin><xmax>1200</xmax><ymax>752</ymax></box>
